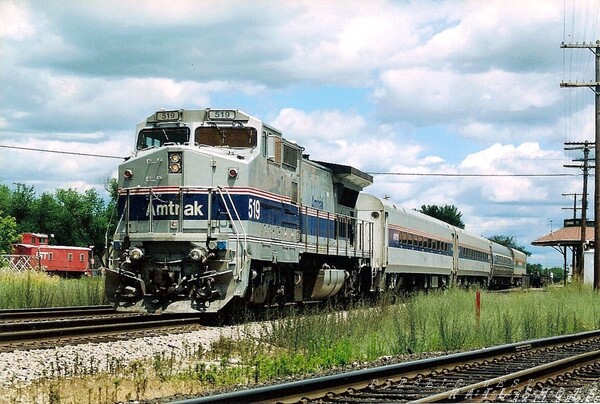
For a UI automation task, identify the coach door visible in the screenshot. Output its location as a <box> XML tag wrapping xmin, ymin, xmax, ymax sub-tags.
<box><xmin>452</xmin><ymin>232</ymin><xmax>459</xmax><ymax>285</ymax></box>
<box><xmin>383</xmin><ymin>212</ymin><xmax>389</xmax><ymax>267</ymax></box>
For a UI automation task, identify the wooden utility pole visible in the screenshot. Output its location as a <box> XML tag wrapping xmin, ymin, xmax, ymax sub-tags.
<box><xmin>562</xmin><ymin>192</ymin><xmax>583</xmax><ymax>277</ymax></box>
<box><xmin>562</xmin><ymin>192</ymin><xmax>583</xmax><ymax>220</ymax></box>
<box><xmin>561</xmin><ymin>40</ymin><xmax>600</xmax><ymax>289</ymax></box>
<box><xmin>564</xmin><ymin>142</ymin><xmax>594</xmax><ymax>280</ymax></box>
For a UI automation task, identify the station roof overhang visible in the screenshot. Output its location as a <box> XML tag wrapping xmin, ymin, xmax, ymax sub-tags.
<box><xmin>532</xmin><ymin>226</ymin><xmax>595</xmax><ymax>247</ymax></box>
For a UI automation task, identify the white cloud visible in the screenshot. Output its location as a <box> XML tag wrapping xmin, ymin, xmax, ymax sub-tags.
<box><xmin>0</xmin><ymin>132</ymin><xmax>130</xmax><ymax>197</ymax></box>
<box><xmin>0</xmin><ymin>1</ymin><xmax>36</xmax><ymax>39</ymax></box>
<box><xmin>1</xmin><ymin>0</ymin><xmax>596</xmax><ymax>268</ymax></box>
<box><xmin>404</xmin><ymin>0</ymin><xmax>561</xmax><ymax>70</ymax></box>
<box><xmin>374</xmin><ymin>68</ymin><xmax>560</xmax><ymax>133</ymax></box>
<box><xmin>271</xmin><ymin>108</ymin><xmax>431</xmax><ymax>173</ymax></box>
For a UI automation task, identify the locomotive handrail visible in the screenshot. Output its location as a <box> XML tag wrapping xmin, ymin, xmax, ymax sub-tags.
<box><xmin>215</xmin><ymin>186</ymin><xmax>248</xmax><ymax>280</ymax></box>
<box><xmin>115</xmin><ymin>189</ymin><xmax>130</xmax><ymax>237</ymax></box>
<box><xmin>299</xmin><ymin>206</ymin><xmax>373</xmax><ymax>259</ymax></box>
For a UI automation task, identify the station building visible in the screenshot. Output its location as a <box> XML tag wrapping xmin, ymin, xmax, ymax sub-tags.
<box><xmin>532</xmin><ymin>219</ymin><xmax>595</xmax><ymax>284</ymax></box>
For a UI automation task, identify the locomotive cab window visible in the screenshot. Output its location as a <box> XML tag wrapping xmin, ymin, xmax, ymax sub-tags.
<box><xmin>137</xmin><ymin>127</ymin><xmax>190</xmax><ymax>150</ymax></box>
<box><xmin>195</xmin><ymin>126</ymin><xmax>257</xmax><ymax>148</ymax></box>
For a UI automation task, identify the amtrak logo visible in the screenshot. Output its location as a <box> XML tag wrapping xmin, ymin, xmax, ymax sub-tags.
<box><xmin>146</xmin><ymin>201</ymin><xmax>204</xmax><ymax>217</ymax></box>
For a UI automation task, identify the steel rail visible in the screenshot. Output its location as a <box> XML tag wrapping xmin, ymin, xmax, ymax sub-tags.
<box><xmin>0</xmin><ymin>305</ymin><xmax>113</xmax><ymax>314</ymax></box>
<box><xmin>414</xmin><ymin>349</ymin><xmax>600</xmax><ymax>402</ymax></box>
<box><xmin>171</xmin><ymin>329</ymin><xmax>600</xmax><ymax>404</ymax></box>
<box><xmin>0</xmin><ymin>313</ymin><xmax>202</xmax><ymax>343</ymax></box>
<box><xmin>0</xmin><ymin>305</ymin><xmax>116</xmax><ymax>320</ymax></box>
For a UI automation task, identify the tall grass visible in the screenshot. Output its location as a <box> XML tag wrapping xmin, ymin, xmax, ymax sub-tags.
<box><xmin>0</xmin><ymin>270</ymin><xmax>106</xmax><ymax>308</ymax></box>
<box><xmin>245</xmin><ymin>286</ymin><xmax>600</xmax><ymax>382</ymax></box>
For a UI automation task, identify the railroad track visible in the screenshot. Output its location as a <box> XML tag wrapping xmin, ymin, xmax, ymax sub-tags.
<box><xmin>0</xmin><ymin>308</ymin><xmax>206</xmax><ymax>352</ymax></box>
<box><xmin>176</xmin><ymin>330</ymin><xmax>600</xmax><ymax>403</ymax></box>
<box><xmin>0</xmin><ymin>305</ymin><xmax>117</xmax><ymax>321</ymax></box>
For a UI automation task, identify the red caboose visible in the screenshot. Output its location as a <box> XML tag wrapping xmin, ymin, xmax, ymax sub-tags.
<box><xmin>12</xmin><ymin>233</ymin><xmax>92</xmax><ymax>276</ymax></box>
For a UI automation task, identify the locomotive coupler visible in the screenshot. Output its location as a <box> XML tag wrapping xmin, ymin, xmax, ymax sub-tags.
<box><xmin>196</xmin><ymin>276</ymin><xmax>220</xmax><ymax>300</ymax></box>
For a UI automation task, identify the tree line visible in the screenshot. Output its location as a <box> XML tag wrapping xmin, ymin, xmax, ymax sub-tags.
<box><xmin>0</xmin><ymin>181</ymin><xmax>118</xmax><ymax>266</ymax></box>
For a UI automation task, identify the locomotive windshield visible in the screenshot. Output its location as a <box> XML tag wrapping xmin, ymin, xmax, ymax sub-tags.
<box><xmin>136</xmin><ymin>127</ymin><xmax>190</xmax><ymax>150</ymax></box>
<box><xmin>195</xmin><ymin>126</ymin><xmax>257</xmax><ymax>148</ymax></box>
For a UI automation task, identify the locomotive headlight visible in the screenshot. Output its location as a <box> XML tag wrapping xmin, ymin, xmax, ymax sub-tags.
<box><xmin>189</xmin><ymin>248</ymin><xmax>206</xmax><ymax>261</ymax></box>
<box><xmin>124</xmin><ymin>169</ymin><xmax>133</xmax><ymax>180</ymax></box>
<box><xmin>168</xmin><ymin>152</ymin><xmax>182</xmax><ymax>173</ymax></box>
<box><xmin>129</xmin><ymin>247</ymin><xmax>144</xmax><ymax>261</ymax></box>
<box><xmin>228</xmin><ymin>167</ymin><xmax>238</xmax><ymax>178</ymax></box>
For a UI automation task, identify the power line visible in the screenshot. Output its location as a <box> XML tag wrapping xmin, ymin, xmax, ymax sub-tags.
<box><xmin>0</xmin><ymin>144</ymin><xmax>127</xmax><ymax>159</ymax></box>
<box><xmin>0</xmin><ymin>143</ymin><xmax>582</xmax><ymax>177</ymax></box>
<box><xmin>368</xmin><ymin>172</ymin><xmax>578</xmax><ymax>177</ymax></box>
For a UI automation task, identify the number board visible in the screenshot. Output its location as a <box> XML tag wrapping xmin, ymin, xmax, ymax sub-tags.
<box><xmin>155</xmin><ymin>110</ymin><xmax>181</xmax><ymax>122</ymax></box>
<box><xmin>208</xmin><ymin>110</ymin><xmax>236</xmax><ymax>120</ymax></box>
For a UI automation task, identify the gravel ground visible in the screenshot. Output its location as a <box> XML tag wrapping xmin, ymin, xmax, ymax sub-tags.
<box><xmin>0</xmin><ymin>324</ymin><xmax>252</xmax><ymax>389</ymax></box>
<box><xmin>0</xmin><ymin>322</ymin><xmax>446</xmax><ymax>402</ymax></box>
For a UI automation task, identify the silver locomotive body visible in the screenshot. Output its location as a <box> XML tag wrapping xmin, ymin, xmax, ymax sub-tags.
<box><xmin>106</xmin><ymin>109</ymin><xmax>374</xmax><ymax>313</ymax></box>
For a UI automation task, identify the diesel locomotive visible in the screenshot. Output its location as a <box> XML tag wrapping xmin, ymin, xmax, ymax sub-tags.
<box><xmin>105</xmin><ymin>108</ymin><xmax>526</xmax><ymax>314</ymax></box>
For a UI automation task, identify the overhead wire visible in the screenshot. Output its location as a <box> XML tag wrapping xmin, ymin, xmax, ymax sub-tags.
<box><xmin>0</xmin><ymin>143</ymin><xmax>577</xmax><ymax>178</ymax></box>
<box><xmin>367</xmin><ymin>172</ymin><xmax>578</xmax><ymax>178</ymax></box>
<box><xmin>0</xmin><ymin>144</ymin><xmax>127</xmax><ymax>160</ymax></box>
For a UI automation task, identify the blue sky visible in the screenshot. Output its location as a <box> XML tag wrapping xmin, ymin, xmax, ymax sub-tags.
<box><xmin>0</xmin><ymin>0</ymin><xmax>599</xmax><ymax>268</ymax></box>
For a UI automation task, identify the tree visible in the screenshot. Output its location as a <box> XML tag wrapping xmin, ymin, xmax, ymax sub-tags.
<box><xmin>0</xmin><ymin>210</ymin><xmax>19</xmax><ymax>254</ymax></box>
<box><xmin>527</xmin><ymin>262</ymin><xmax>542</xmax><ymax>275</ymax></box>
<box><xmin>31</xmin><ymin>192</ymin><xmax>62</xmax><ymax>242</ymax></box>
<box><xmin>419</xmin><ymin>204</ymin><xmax>465</xmax><ymax>229</ymax></box>
<box><xmin>489</xmin><ymin>235</ymin><xmax>531</xmax><ymax>256</ymax></box>
<box><xmin>526</xmin><ymin>263</ymin><xmax>564</xmax><ymax>283</ymax></box>
<box><xmin>10</xmin><ymin>183</ymin><xmax>36</xmax><ymax>233</ymax></box>
<box><xmin>104</xmin><ymin>177</ymin><xmax>119</xmax><ymax>201</ymax></box>
<box><xmin>0</xmin><ymin>182</ymin><xmax>122</xmax><ymax>269</ymax></box>
<box><xmin>100</xmin><ymin>177</ymin><xmax>119</xmax><ymax>267</ymax></box>
<box><xmin>0</xmin><ymin>184</ymin><xmax>11</xmax><ymax>214</ymax></box>
<box><xmin>54</xmin><ymin>188</ymin><xmax>110</xmax><ymax>256</ymax></box>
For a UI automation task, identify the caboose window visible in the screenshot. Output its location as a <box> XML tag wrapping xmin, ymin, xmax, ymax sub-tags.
<box><xmin>195</xmin><ymin>126</ymin><xmax>257</xmax><ymax>148</ymax></box>
<box><xmin>137</xmin><ymin>127</ymin><xmax>190</xmax><ymax>150</ymax></box>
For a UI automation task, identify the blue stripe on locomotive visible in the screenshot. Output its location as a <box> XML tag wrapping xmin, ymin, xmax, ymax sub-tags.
<box><xmin>118</xmin><ymin>192</ymin><xmax>344</xmax><ymax>237</ymax></box>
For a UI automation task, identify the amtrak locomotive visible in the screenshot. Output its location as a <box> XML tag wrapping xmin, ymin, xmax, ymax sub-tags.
<box><xmin>105</xmin><ymin>108</ymin><xmax>526</xmax><ymax>313</ymax></box>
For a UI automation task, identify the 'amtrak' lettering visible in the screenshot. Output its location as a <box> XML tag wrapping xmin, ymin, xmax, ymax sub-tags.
<box><xmin>146</xmin><ymin>201</ymin><xmax>204</xmax><ymax>217</ymax></box>
<box><xmin>311</xmin><ymin>197</ymin><xmax>324</xmax><ymax>209</ymax></box>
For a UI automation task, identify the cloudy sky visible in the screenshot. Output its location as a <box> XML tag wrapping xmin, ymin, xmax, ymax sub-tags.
<box><xmin>0</xmin><ymin>0</ymin><xmax>598</xmax><ymax>267</ymax></box>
